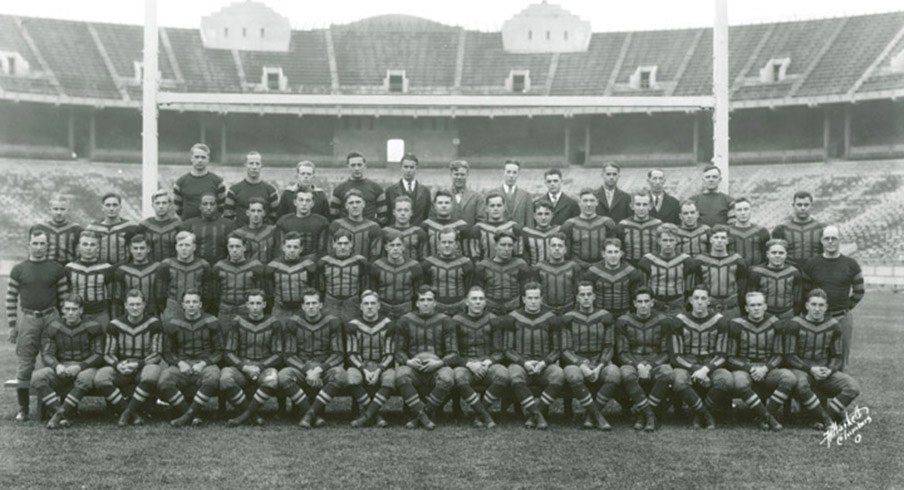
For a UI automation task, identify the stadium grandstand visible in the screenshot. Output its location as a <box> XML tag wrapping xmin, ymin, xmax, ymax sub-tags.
<box><xmin>0</xmin><ymin>1</ymin><xmax>903</xmax><ymax>262</ymax></box>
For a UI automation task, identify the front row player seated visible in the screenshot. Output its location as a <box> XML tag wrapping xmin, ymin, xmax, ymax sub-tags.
<box><xmin>785</xmin><ymin>288</ymin><xmax>861</xmax><ymax>430</ymax></box>
<box><xmin>615</xmin><ymin>288</ymin><xmax>670</xmax><ymax>432</ymax></box>
<box><xmin>725</xmin><ymin>291</ymin><xmax>789</xmax><ymax>431</ymax></box>
<box><xmin>560</xmin><ymin>281</ymin><xmax>618</xmax><ymax>431</ymax></box>
<box><xmin>220</xmin><ymin>289</ymin><xmax>282</xmax><ymax>426</ymax></box>
<box><xmin>669</xmin><ymin>286</ymin><xmax>727</xmax><ymax>429</ymax></box>
<box><xmin>279</xmin><ymin>288</ymin><xmax>347</xmax><ymax>429</ymax></box>
<box><xmin>347</xmin><ymin>290</ymin><xmax>397</xmax><ymax>428</ymax></box>
<box><xmin>393</xmin><ymin>286</ymin><xmax>458</xmax><ymax>430</ymax></box>
<box><xmin>452</xmin><ymin>286</ymin><xmax>506</xmax><ymax>428</ymax></box>
<box><xmin>33</xmin><ymin>294</ymin><xmax>104</xmax><ymax>429</ymax></box>
<box><xmin>158</xmin><ymin>289</ymin><xmax>222</xmax><ymax>427</ymax></box>
<box><xmin>94</xmin><ymin>289</ymin><xmax>163</xmax><ymax>427</ymax></box>
<box><xmin>496</xmin><ymin>281</ymin><xmax>564</xmax><ymax>430</ymax></box>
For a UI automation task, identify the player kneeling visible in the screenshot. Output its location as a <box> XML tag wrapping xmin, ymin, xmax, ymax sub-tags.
<box><xmin>452</xmin><ymin>286</ymin><xmax>508</xmax><ymax>428</ymax></box>
<box><xmin>278</xmin><ymin>289</ymin><xmax>347</xmax><ymax>428</ymax></box>
<box><xmin>94</xmin><ymin>289</ymin><xmax>163</xmax><ymax>427</ymax></box>
<box><xmin>158</xmin><ymin>290</ymin><xmax>222</xmax><ymax>427</ymax></box>
<box><xmin>785</xmin><ymin>289</ymin><xmax>861</xmax><ymax>430</ymax></box>
<box><xmin>561</xmin><ymin>282</ymin><xmax>617</xmax><ymax>431</ymax></box>
<box><xmin>33</xmin><ymin>294</ymin><xmax>104</xmax><ymax>429</ymax></box>
<box><xmin>221</xmin><ymin>290</ymin><xmax>282</xmax><ymax>426</ymax></box>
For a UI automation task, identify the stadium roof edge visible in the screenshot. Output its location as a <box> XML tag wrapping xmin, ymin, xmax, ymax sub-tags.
<box><xmin>2</xmin><ymin>11</ymin><xmax>903</xmax><ymax>35</ymax></box>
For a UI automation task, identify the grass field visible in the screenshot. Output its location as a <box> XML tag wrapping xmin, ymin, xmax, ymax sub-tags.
<box><xmin>1</xmin><ymin>282</ymin><xmax>902</xmax><ymax>489</ymax></box>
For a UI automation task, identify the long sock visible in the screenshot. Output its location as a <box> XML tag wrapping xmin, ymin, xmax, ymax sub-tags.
<box><xmin>223</xmin><ymin>387</ymin><xmax>248</xmax><ymax>410</ymax></box>
<box><xmin>252</xmin><ymin>386</ymin><xmax>276</xmax><ymax>405</ymax></box>
<box><xmin>827</xmin><ymin>397</ymin><xmax>848</xmax><ymax>419</ymax></box>
<box><xmin>512</xmin><ymin>383</ymin><xmax>538</xmax><ymax>415</ymax></box>
<box><xmin>309</xmin><ymin>383</ymin><xmax>339</xmax><ymax>416</ymax></box>
<box><xmin>287</xmin><ymin>387</ymin><xmax>311</xmax><ymax>414</ymax></box>
<box><xmin>17</xmin><ymin>388</ymin><xmax>30</xmax><ymax>411</ymax></box>
<box><xmin>398</xmin><ymin>383</ymin><xmax>424</xmax><ymax>415</ymax></box>
<box><xmin>128</xmin><ymin>383</ymin><xmax>154</xmax><ymax>412</ymax></box>
<box><xmin>538</xmin><ymin>385</ymin><xmax>561</xmax><ymax>413</ymax></box>
<box><xmin>425</xmin><ymin>385</ymin><xmax>449</xmax><ymax>411</ymax></box>
<box><xmin>483</xmin><ymin>383</ymin><xmax>503</xmax><ymax>408</ymax></box>
<box><xmin>766</xmin><ymin>389</ymin><xmax>790</xmax><ymax>414</ymax></box>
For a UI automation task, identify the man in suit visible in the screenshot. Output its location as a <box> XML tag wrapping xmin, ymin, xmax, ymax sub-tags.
<box><xmin>647</xmin><ymin>169</ymin><xmax>680</xmax><ymax>225</ymax></box>
<box><xmin>539</xmin><ymin>168</ymin><xmax>579</xmax><ymax>226</ymax></box>
<box><xmin>594</xmin><ymin>162</ymin><xmax>631</xmax><ymax>224</ymax></box>
<box><xmin>385</xmin><ymin>153</ymin><xmax>431</xmax><ymax>226</ymax></box>
<box><xmin>447</xmin><ymin>160</ymin><xmax>484</xmax><ymax>226</ymax></box>
<box><xmin>491</xmin><ymin>160</ymin><xmax>533</xmax><ymax>228</ymax></box>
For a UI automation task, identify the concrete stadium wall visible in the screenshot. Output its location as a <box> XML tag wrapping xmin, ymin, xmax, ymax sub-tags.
<box><xmin>1</xmin><ymin>99</ymin><xmax>902</xmax><ymax>166</ymax></box>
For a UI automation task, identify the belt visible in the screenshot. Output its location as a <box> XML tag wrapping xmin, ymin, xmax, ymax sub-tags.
<box><xmin>21</xmin><ymin>307</ymin><xmax>56</xmax><ymax>318</ymax></box>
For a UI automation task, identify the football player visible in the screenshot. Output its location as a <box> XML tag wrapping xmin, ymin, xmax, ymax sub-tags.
<box><xmin>94</xmin><ymin>289</ymin><xmax>162</xmax><ymax>426</ymax></box>
<box><xmin>33</xmin><ymin>294</ymin><xmax>104</xmax><ymax>429</ymax></box>
<box><xmin>221</xmin><ymin>290</ymin><xmax>282</xmax><ymax>426</ymax></box>
<box><xmin>452</xmin><ymin>286</ymin><xmax>506</xmax><ymax>428</ymax></box>
<box><xmin>158</xmin><ymin>290</ymin><xmax>222</xmax><ymax>427</ymax></box>
<box><xmin>393</xmin><ymin>286</ymin><xmax>459</xmax><ymax>429</ymax></box>
<box><xmin>560</xmin><ymin>281</ymin><xmax>617</xmax><ymax>430</ymax></box>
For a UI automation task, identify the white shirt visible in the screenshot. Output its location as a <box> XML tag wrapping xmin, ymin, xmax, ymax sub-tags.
<box><xmin>548</xmin><ymin>193</ymin><xmax>561</xmax><ymax>206</ymax></box>
<box><xmin>604</xmin><ymin>188</ymin><xmax>616</xmax><ymax>208</ymax></box>
<box><xmin>403</xmin><ymin>179</ymin><xmax>416</xmax><ymax>193</ymax></box>
<box><xmin>503</xmin><ymin>184</ymin><xmax>515</xmax><ymax>196</ymax></box>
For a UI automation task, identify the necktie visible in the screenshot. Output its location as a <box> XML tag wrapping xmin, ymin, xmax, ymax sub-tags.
<box><xmin>654</xmin><ymin>195</ymin><xmax>660</xmax><ymax>211</ymax></box>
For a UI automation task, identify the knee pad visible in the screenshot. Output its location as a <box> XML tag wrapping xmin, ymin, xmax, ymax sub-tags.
<box><xmin>276</xmin><ymin>368</ymin><xmax>295</xmax><ymax>388</ymax></box>
<box><xmin>776</xmin><ymin>369</ymin><xmax>796</xmax><ymax>390</ymax></box>
<box><xmin>435</xmin><ymin>368</ymin><xmax>454</xmax><ymax>390</ymax></box>
<box><xmin>74</xmin><ymin>370</ymin><xmax>96</xmax><ymax>391</ymax></box>
<box><xmin>620</xmin><ymin>366</ymin><xmax>638</xmax><ymax>383</ymax></box>
<box><xmin>94</xmin><ymin>367</ymin><xmax>116</xmax><ymax>389</ymax></box>
<box><xmin>563</xmin><ymin>365</ymin><xmax>583</xmax><ymax>385</ymax></box>
<box><xmin>394</xmin><ymin>366</ymin><xmax>415</xmax><ymax>385</ymax></box>
<box><xmin>453</xmin><ymin>367</ymin><xmax>470</xmax><ymax>386</ymax></box>
<box><xmin>260</xmin><ymin>369</ymin><xmax>279</xmax><ymax>389</ymax></box>
<box><xmin>546</xmin><ymin>366</ymin><xmax>565</xmax><ymax>385</ymax></box>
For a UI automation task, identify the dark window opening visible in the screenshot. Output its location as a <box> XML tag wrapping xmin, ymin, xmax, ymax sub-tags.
<box><xmin>640</xmin><ymin>71</ymin><xmax>651</xmax><ymax>89</ymax></box>
<box><xmin>512</xmin><ymin>74</ymin><xmax>526</xmax><ymax>93</ymax></box>
<box><xmin>266</xmin><ymin>72</ymin><xmax>280</xmax><ymax>90</ymax></box>
<box><xmin>389</xmin><ymin>74</ymin><xmax>404</xmax><ymax>93</ymax></box>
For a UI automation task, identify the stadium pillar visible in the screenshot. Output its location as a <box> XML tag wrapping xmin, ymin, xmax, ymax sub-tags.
<box><xmin>692</xmin><ymin>113</ymin><xmax>700</xmax><ymax>162</ymax></box>
<box><xmin>141</xmin><ymin>0</ymin><xmax>159</xmax><ymax>218</ymax></box>
<box><xmin>67</xmin><ymin>108</ymin><xmax>75</xmax><ymax>155</ymax></box>
<box><xmin>564</xmin><ymin>122</ymin><xmax>571</xmax><ymax>164</ymax></box>
<box><xmin>220</xmin><ymin>117</ymin><xmax>227</xmax><ymax>164</ymax></box>
<box><xmin>712</xmin><ymin>0</ymin><xmax>730</xmax><ymax>192</ymax></box>
<box><xmin>584</xmin><ymin>120</ymin><xmax>591</xmax><ymax>165</ymax></box>
<box><xmin>88</xmin><ymin>109</ymin><xmax>96</xmax><ymax>159</ymax></box>
<box><xmin>823</xmin><ymin>108</ymin><xmax>830</xmax><ymax>161</ymax></box>
<box><xmin>843</xmin><ymin>106</ymin><xmax>851</xmax><ymax>160</ymax></box>
<box><xmin>199</xmin><ymin>120</ymin><xmax>206</xmax><ymax>144</ymax></box>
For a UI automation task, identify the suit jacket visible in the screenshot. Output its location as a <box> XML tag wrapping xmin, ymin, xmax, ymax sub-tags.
<box><xmin>595</xmin><ymin>187</ymin><xmax>632</xmax><ymax>224</ymax></box>
<box><xmin>537</xmin><ymin>192</ymin><xmax>580</xmax><ymax>226</ymax></box>
<box><xmin>492</xmin><ymin>186</ymin><xmax>534</xmax><ymax>228</ymax></box>
<box><xmin>450</xmin><ymin>188</ymin><xmax>484</xmax><ymax>226</ymax></box>
<box><xmin>385</xmin><ymin>179</ymin><xmax>431</xmax><ymax>226</ymax></box>
<box><xmin>649</xmin><ymin>192</ymin><xmax>681</xmax><ymax>225</ymax></box>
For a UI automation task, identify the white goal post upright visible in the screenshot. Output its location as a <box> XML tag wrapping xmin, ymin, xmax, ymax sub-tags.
<box><xmin>713</xmin><ymin>0</ymin><xmax>730</xmax><ymax>192</ymax></box>
<box><xmin>141</xmin><ymin>0</ymin><xmax>159</xmax><ymax>219</ymax></box>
